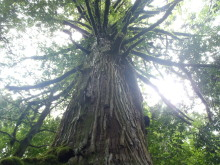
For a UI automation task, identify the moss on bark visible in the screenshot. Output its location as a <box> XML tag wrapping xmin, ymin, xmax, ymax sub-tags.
<box><xmin>0</xmin><ymin>156</ymin><xmax>24</xmax><ymax>165</ymax></box>
<box><xmin>51</xmin><ymin>41</ymin><xmax>152</xmax><ymax>164</ymax></box>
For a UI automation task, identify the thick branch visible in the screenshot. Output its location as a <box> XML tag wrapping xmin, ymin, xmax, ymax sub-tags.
<box><xmin>138</xmin><ymin>11</ymin><xmax>160</xmax><ymax>20</ymax></box>
<box><xmin>10</xmin><ymin>102</ymin><xmax>42</xmax><ymax>146</ymax></box>
<box><xmin>0</xmin><ymin>130</ymin><xmax>49</xmax><ymax>148</ymax></box>
<box><xmin>122</xmin><ymin>38</ymin><xmax>145</xmax><ymax>57</ymax></box>
<box><xmin>114</xmin><ymin>0</ymin><xmax>125</xmax><ymax>13</ymax></box>
<box><xmin>20</xmin><ymin>47</ymin><xmax>73</xmax><ymax>62</ymax></box>
<box><xmin>72</xmin><ymin>0</ymin><xmax>90</xmax><ymax>22</ymax></box>
<box><xmin>6</xmin><ymin>65</ymin><xmax>82</xmax><ymax>91</ymax></box>
<box><xmin>94</xmin><ymin>0</ymin><xmax>101</xmax><ymax>31</ymax></box>
<box><xmin>132</xmin><ymin>50</ymin><xmax>220</xmax><ymax>68</ymax></box>
<box><xmin>129</xmin><ymin>27</ymin><xmax>193</xmax><ymax>39</ymax></box>
<box><xmin>126</xmin><ymin>1</ymin><xmax>151</xmax><ymax>26</ymax></box>
<box><xmin>72</xmin><ymin>40</ymin><xmax>90</xmax><ymax>54</ymax></box>
<box><xmin>0</xmin><ymin>130</ymin><xmax>19</xmax><ymax>141</ymax></box>
<box><xmin>113</xmin><ymin>0</ymin><xmax>122</xmax><ymax>9</ymax></box>
<box><xmin>85</xmin><ymin>0</ymin><xmax>98</xmax><ymax>35</ymax></box>
<box><xmin>63</xmin><ymin>30</ymin><xmax>90</xmax><ymax>54</ymax></box>
<box><xmin>124</xmin><ymin>1</ymin><xmax>180</xmax><ymax>44</ymax></box>
<box><xmin>153</xmin><ymin>29</ymin><xmax>181</xmax><ymax>40</ymax></box>
<box><xmin>137</xmin><ymin>74</ymin><xmax>192</xmax><ymax>125</ymax></box>
<box><xmin>121</xmin><ymin>0</ymin><xmax>143</xmax><ymax>34</ymax></box>
<box><xmin>103</xmin><ymin>0</ymin><xmax>111</xmax><ymax>30</ymax></box>
<box><xmin>28</xmin><ymin>144</ymin><xmax>49</xmax><ymax>148</ymax></box>
<box><xmin>63</xmin><ymin>20</ymin><xmax>90</xmax><ymax>37</ymax></box>
<box><xmin>181</xmin><ymin>67</ymin><xmax>213</xmax><ymax>122</ymax></box>
<box><xmin>138</xmin><ymin>0</ymin><xmax>178</xmax><ymax>20</ymax></box>
<box><xmin>14</xmin><ymin>96</ymin><xmax>53</xmax><ymax>157</ymax></box>
<box><xmin>52</xmin><ymin>79</ymin><xmax>76</xmax><ymax>101</ymax></box>
<box><xmin>173</xmin><ymin>32</ymin><xmax>195</xmax><ymax>37</ymax></box>
<box><xmin>67</xmin><ymin>20</ymin><xmax>92</xmax><ymax>30</ymax></box>
<box><xmin>38</xmin><ymin>129</ymin><xmax>56</xmax><ymax>134</ymax></box>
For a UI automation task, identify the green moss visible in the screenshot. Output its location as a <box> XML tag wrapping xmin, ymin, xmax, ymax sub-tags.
<box><xmin>21</xmin><ymin>147</ymin><xmax>74</xmax><ymax>165</ymax></box>
<box><xmin>23</xmin><ymin>155</ymin><xmax>61</xmax><ymax>165</ymax></box>
<box><xmin>41</xmin><ymin>154</ymin><xmax>58</xmax><ymax>164</ymax></box>
<box><xmin>0</xmin><ymin>156</ymin><xmax>24</xmax><ymax>165</ymax></box>
<box><xmin>22</xmin><ymin>157</ymin><xmax>39</xmax><ymax>164</ymax></box>
<box><xmin>45</xmin><ymin>148</ymin><xmax>57</xmax><ymax>155</ymax></box>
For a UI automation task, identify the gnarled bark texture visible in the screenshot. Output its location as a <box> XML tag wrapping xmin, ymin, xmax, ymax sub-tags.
<box><xmin>53</xmin><ymin>39</ymin><xmax>152</xmax><ymax>165</ymax></box>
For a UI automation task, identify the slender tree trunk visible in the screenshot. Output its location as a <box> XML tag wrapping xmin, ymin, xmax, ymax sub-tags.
<box><xmin>13</xmin><ymin>101</ymin><xmax>51</xmax><ymax>157</ymax></box>
<box><xmin>53</xmin><ymin>39</ymin><xmax>152</xmax><ymax>165</ymax></box>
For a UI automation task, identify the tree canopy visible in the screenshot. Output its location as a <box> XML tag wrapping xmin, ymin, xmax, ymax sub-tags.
<box><xmin>0</xmin><ymin>0</ymin><xmax>219</xmax><ymax>164</ymax></box>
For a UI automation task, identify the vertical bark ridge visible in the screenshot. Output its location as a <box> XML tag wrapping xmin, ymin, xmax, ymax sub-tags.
<box><xmin>53</xmin><ymin>40</ymin><xmax>152</xmax><ymax>164</ymax></box>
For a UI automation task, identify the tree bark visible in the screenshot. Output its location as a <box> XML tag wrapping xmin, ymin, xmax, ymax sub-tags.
<box><xmin>53</xmin><ymin>39</ymin><xmax>152</xmax><ymax>165</ymax></box>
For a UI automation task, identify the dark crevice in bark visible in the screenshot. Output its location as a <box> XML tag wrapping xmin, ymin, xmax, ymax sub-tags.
<box><xmin>52</xmin><ymin>40</ymin><xmax>152</xmax><ymax>164</ymax></box>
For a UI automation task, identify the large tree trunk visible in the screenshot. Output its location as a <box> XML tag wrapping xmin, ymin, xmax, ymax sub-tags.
<box><xmin>53</xmin><ymin>39</ymin><xmax>152</xmax><ymax>165</ymax></box>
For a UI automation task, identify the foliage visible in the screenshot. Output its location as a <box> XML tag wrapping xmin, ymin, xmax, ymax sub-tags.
<box><xmin>147</xmin><ymin>105</ymin><xmax>220</xmax><ymax>165</ymax></box>
<box><xmin>0</xmin><ymin>94</ymin><xmax>60</xmax><ymax>158</ymax></box>
<box><xmin>0</xmin><ymin>0</ymin><xmax>219</xmax><ymax>164</ymax></box>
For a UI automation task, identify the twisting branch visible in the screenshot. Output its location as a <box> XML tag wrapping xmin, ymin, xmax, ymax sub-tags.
<box><xmin>23</xmin><ymin>77</ymin><xmax>74</xmax><ymax>102</ymax></box>
<box><xmin>138</xmin><ymin>11</ymin><xmax>161</xmax><ymax>20</ymax></box>
<box><xmin>173</xmin><ymin>32</ymin><xmax>195</xmax><ymax>37</ymax></box>
<box><xmin>111</xmin><ymin>0</ymin><xmax>145</xmax><ymax>52</ymax></box>
<box><xmin>8</xmin><ymin>78</ymin><xmax>75</xmax><ymax>147</ymax></box>
<box><xmin>0</xmin><ymin>117</ymin><xmax>27</xmax><ymax>123</ymax></box>
<box><xmin>18</xmin><ymin>46</ymin><xmax>74</xmax><ymax>62</ymax></box>
<box><xmin>121</xmin><ymin>0</ymin><xmax>144</xmax><ymax>34</ymax></box>
<box><xmin>10</xmin><ymin>46</ymin><xmax>76</xmax><ymax>67</ymax></box>
<box><xmin>103</xmin><ymin>0</ymin><xmax>111</xmax><ymax>30</ymax></box>
<box><xmin>0</xmin><ymin>130</ymin><xmax>19</xmax><ymax>142</ymax></box>
<box><xmin>153</xmin><ymin>29</ymin><xmax>181</xmax><ymax>40</ymax></box>
<box><xmin>135</xmin><ymin>66</ymin><xmax>158</xmax><ymax>80</ymax></box>
<box><xmin>129</xmin><ymin>27</ymin><xmax>193</xmax><ymax>39</ymax></box>
<box><xmin>114</xmin><ymin>0</ymin><xmax>125</xmax><ymax>13</ymax></box>
<box><xmin>28</xmin><ymin>144</ymin><xmax>49</xmax><ymax>148</ymax></box>
<box><xmin>0</xmin><ymin>130</ymin><xmax>49</xmax><ymax>148</ymax></box>
<box><xmin>132</xmin><ymin>50</ymin><xmax>220</xmax><ymax>68</ymax></box>
<box><xmin>63</xmin><ymin>30</ymin><xmax>91</xmax><ymax>54</ymax></box>
<box><xmin>124</xmin><ymin>0</ymin><xmax>181</xmax><ymax>44</ymax></box>
<box><xmin>72</xmin><ymin>0</ymin><xmax>90</xmax><ymax>22</ymax></box>
<box><xmin>6</xmin><ymin>65</ymin><xmax>82</xmax><ymax>91</ymax></box>
<box><xmin>137</xmin><ymin>73</ymin><xmax>193</xmax><ymax>125</ymax></box>
<box><xmin>52</xmin><ymin>78</ymin><xmax>76</xmax><ymax>101</ymax></box>
<box><xmin>180</xmin><ymin>67</ymin><xmax>213</xmax><ymax>122</ymax></box>
<box><xmin>137</xmin><ymin>0</ymin><xmax>179</xmax><ymax>20</ymax></box>
<box><xmin>113</xmin><ymin>0</ymin><xmax>122</xmax><ymax>9</ymax></box>
<box><xmin>126</xmin><ymin>1</ymin><xmax>151</xmax><ymax>26</ymax></box>
<box><xmin>21</xmin><ymin>56</ymin><xmax>46</xmax><ymax>61</ymax></box>
<box><xmin>13</xmin><ymin>95</ymin><xmax>53</xmax><ymax>157</ymax></box>
<box><xmin>10</xmin><ymin>102</ymin><xmax>42</xmax><ymax>146</ymax></box>
<box><xmin>85</xmin><ymin>0</ymin><xmax>98</xmax><ymax>36</ymax></box>
<box><xmin>38</xmin><ymin>129</ymin><xmax>56</xmax><ymax>134</ymax></box>
<box><xmin>63</xmin><ymin>20</ymin><xmax>91</xmax><ymax>37</ymax></box>
<box><xmin>121</xmin><ymin>12</ymin><xmax>132</xmax><ymax>34</ymax></box>
<box><xmin>122</xmin><ymin>38</ymin><xmax>145</xmax><ymax>57</ymax></box>
<box><xmin>66</xmin><ymin>20</ymin><xmax>92</xmax><ymax>30</ymax></box>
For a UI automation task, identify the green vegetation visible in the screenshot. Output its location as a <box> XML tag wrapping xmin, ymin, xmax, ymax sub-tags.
<box><xmin>0</xmin><ymin>0</ymin><xmax>219</xmax><ymax>164</ymax></box>
<box><xmin>147</xmin><ymin>105</ymin><xmax>220</xmax><ymax>165</ymax></box>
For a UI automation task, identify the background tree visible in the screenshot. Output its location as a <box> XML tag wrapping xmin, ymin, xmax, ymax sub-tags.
<box><xmin>0</xmin><ymin>0</ymin><xmax>219</xmax><ymax>164</ymax></box>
